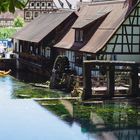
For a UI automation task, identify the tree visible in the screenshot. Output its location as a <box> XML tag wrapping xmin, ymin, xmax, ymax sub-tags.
<box><xmin>0</xmin><ymin>0</ymin><xmax>27</xmax><ymax>13</ymax></box>
<box><xmin>14</xmin><ymin>16</ymin><xmax>25</xmax><ymax>27</ymax></box>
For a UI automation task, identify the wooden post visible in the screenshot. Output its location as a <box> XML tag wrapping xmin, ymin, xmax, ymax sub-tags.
<box><xmin>130</xmin><ymin>65</ymin><xmax>139</xmax><ymax>97</ymax></box>
<box><xmin>107</xmin><ymin>65</ymin><xmax>115</xmax><ymax>97</ymax></box>
<box><xmin>83</xmin><ymin>62</ymin><xmax>92</xmax><ymax>100</ymax></box>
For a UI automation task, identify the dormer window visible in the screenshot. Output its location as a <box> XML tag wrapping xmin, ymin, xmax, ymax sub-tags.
<box><xmin>75</xmin><ymin>29</ymin><xmax>84</xmax><ymax>42</ymax></box>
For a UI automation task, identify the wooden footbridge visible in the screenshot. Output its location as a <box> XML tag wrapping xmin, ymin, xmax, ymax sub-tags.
<box><xmin>82</xmin><ymin>60</ymin><xmax>140</xmax><ymax>100</ymax></box>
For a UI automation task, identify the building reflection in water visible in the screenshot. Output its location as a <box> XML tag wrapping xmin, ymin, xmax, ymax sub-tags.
<box><xmin>38</xmin><ymin>99</ymin><xmax>140</xmax><ymax>140</ymax></box>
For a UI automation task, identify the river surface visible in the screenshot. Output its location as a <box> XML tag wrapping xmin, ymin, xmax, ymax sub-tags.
<box><xmin>0</xmin><ymin>74</ymin><xmax>88</xmax><ymax>140</ymax></box>
<box><xmin>0</xmin><ymin>72</ymin><xmax>140</xmax><ymax>140</ymax></box>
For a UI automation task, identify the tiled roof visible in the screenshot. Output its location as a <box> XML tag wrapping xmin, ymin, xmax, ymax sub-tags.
<box><xmin>13</xmin><ymin>11</ymin><xmax>74</xmax><ymax>42</ymax></box>
<box><xmin>72</xmin><ymin>2</ymin><xmax>112</xmax><ymax>28</ymax></box>
<box><xmin>55</xmin><ymin>0</ymin><xmax>139</xmax><ymax>53</ymax></box>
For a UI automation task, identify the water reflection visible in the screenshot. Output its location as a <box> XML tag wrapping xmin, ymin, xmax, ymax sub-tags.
<box><xmin>11</xmin><ymin>70</ymin><xmax>49</xmax><ymax>83</ymax></box>
<box><xmin>0</xmin><ymin>75</ymin><xmax>95</xmax><ymax>140</ymax></box>
<box><xmin>39</xmin><ymin>100</ymin><xmax>140</xmax><ymax>140</ymax></box>
<box><xmin>0</xmin><ymin>73</ymin><xmax>140</xmax><ymax>140</ymax></box>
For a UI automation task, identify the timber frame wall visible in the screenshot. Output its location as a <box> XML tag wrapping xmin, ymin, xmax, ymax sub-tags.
<box><xmin>99</xmin><ymin>3</ymin><xmax>140</xmax><ymax>58</ymax></box>
<box><xmin>24</xmin><ymin>0</ymin><xmax>58</xmax><ymax>21</ymax></box>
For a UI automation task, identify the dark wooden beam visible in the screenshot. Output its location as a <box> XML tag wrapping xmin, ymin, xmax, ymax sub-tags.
<box><xmin>132</xmin><ymin>9</ymin><xmax>137</xmax><ymax>24</ymax></box>
<box><xmin>121</xmin><ymin>26</ymin><xmax>124</xmax><ymax>53</ymax></box>
<box><xmin>131</xmin><ymin>26</ymin><xmax>133</xmax><ymax>52</ymax></box>
<box><xmin>130</xmin><ymin>65</ymin><xmax>139</xmax><ymax>97</ymax></box>
<box><xmin>83</xmin><ymin>60</ymin><xmax>140</xmax><ymax>67</ymax></box>
<box><xmin>83</xmin><ymin>62</ymin><xmax>92</xmax><ymax>100</ymax></box>
<box><xmin>112</xmin><ymin>35</ymin><xmax>118</xmax><ymax>53</ymax></box>
<box><xmin>98</xmin><ymin>52</ymin><xmax>140</xmax><ymax>55</ymax></box>
<box><xmin>107</xmin><ymin>65</ymin><xmax>115</xmax><ymax>97</ymax></box>
<box><xmin>124</xmin><ymin>26</ymin><xmax>131</xmax><ymax>53</ymax></box>
<box><xmin>136</xmin><ymin>7</ymin><xmax>139</xmax><ymax>25</ymax></box>
<box><xmin>139</xmin><ymin>26</ymin><xmax>140</xmax><ymax>53</ymax></box>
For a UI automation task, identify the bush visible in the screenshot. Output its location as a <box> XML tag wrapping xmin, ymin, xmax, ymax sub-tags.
<box><xmin>0</xmin><ymin>28</ymin><xmax>17</xmax><ymax>39</ymax></box>
<box><xmin>14</xmin><ymin>16</ymin><xmax>25</xmax><ymax>27</ymax></box>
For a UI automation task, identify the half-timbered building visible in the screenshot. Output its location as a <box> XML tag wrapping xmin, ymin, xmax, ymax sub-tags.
<box><xmin>13</xmin><ymin>11</ymin><xmax>77</xmax><ymax>76</ymax></box>
<box><xmin>24</xmin><ymin>0</ymin><xmax>58</xmax><ymax>21</ymax></box>
<box><xmin>54</xmin><ymin>0</ymin><xmax>140</xmax><ymax>75</ymax></box>
<box><xmin>24</xmin><ymin>0</ymin><xmax>91</xmax><ymax>21</ymax></box>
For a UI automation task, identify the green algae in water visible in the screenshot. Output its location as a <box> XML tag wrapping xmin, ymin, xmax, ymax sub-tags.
<box><xmin>12</xmin><ymin>81</ymin><xmax>67</xmax><ymax>99</ymax></box>
<box><xmin>14</xmin><ymin>88</ymin><xmax>66</xmax><ymax>98</ymax></box>
<box><xmin>38</xmin><ymin>100</ymin><xmax>140</xmax><ymax>132</ymax></box>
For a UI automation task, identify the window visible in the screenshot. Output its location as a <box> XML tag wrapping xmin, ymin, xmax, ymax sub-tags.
<box><xmin>75</xmin><ymin>30</ymin><xmax>84</xmax><ymax>42</ymax></box>
<box><xmin>20</xmin><ymin>45</ymin><xmax>22</xmax><ymax>53</ymax></box>
<box><xmin>45</xmin><ymin>47</ymin><xmax>50</xmax><ymax>58</ymax></box>
<box><xmin>36</xmin><ymin>48</ymin><xmax>38</xmax><ymax>55</ymax></box>
<box><xmin>36</xmin><ymin>2</ymin><xmax>40</xmax><ymax>7</ymax></box>
<box><xmin>26</xmin><ymin>11</ymin><xmax>31</xmax><ymax>18</ymax></box>
<box><xmin>30</xmin><ymin>46</ymin><xmax>33</xmax><ymax>53</ymax></box>
<box><xmin>34</xmin><ymin>11</ymin><xmax>39</xmax><ymax>17</ymax></box>
<box><xmin>41</xmin><ymin>2</ymin><xmax>45</xmax><ymax>7</ymax></box>
<box><xmin>30</xmin><ymin>2</ymin><xmax>34</xmax><ymax>7</ymax></box>
<box><xmin>86</xmin><ymin>54</ymin><xmax>95</xmax><ymax>60</ymax></box>
<box><xmin>75</xmin><ymin>52</ymin><xmax>83</xmax><ymax>66</ymax></box>
<box><xmin>47</xmin><ymin>2</ymin><xmax>52</xmax><ymax>7</ymax></box>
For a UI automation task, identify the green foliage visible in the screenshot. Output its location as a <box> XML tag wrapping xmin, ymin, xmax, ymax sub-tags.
<box><xmin>0</xmin><ymin>0</ymin><xmax>27</xmax><ymax>13</ymax></box>
<box><xmin>14</xmin><ymin>16</ymin><xmax>25</xmax><ymax>27</ymax></box>
<box><xmin>0</xmin><ymin>27</ymin><xmax>17</xmax><ymax>39</ymax></box>
<box><xmin>40</xmin><ymin>100</ymin><xmax>72</xmax><ymax>122</ymax></box>
<box><xmin>13</xmin><ymin>86</ymin><xmax>64</xmax><ymax>98</ymax></box>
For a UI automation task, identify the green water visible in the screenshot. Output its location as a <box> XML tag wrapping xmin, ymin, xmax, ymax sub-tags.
<box><xmin>0</xmin><ymin>71</ymin><xmax>140</xmax><ymax>140</ymax></box>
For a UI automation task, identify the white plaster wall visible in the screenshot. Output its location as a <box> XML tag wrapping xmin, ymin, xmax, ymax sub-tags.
<box><xmin>116</xmin><ymin>54</ymin><xmax>140</xmax><ymax>62</ymax></box>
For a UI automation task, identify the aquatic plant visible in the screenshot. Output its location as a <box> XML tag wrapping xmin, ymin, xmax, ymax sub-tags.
<box><xmin>13</xmin><ymin>84</ymin><xmax>65</xmax><ymax>99</ymax></box>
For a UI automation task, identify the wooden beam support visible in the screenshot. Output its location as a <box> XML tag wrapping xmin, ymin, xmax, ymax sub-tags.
<box><xmin>107</xmin><ymin>65</ymin><xmax>115</xmax><ymax>97</ymax></box>
<box><xmin>83</xmin><ymin>62</ymin><xmax>92</xmax><ymax>100</ymax></box>
<box><xmin>130</xmin><ymin>65</ymin><xmax>139</xmax><ymax>97</ymax></box>
<box><xmin>83</xmin><ymin>60</ymin><xmax>140</xmax><ymax>99</ymax></box>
